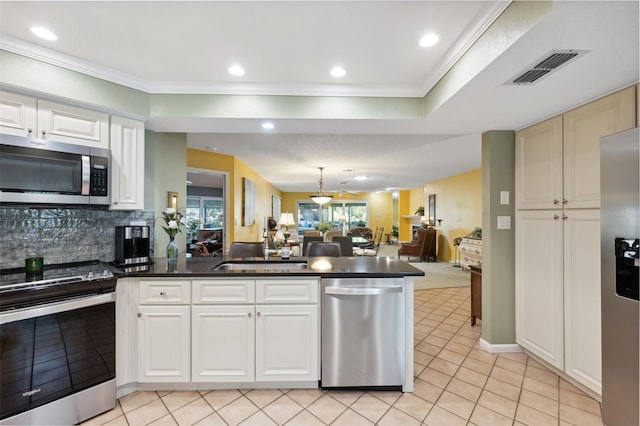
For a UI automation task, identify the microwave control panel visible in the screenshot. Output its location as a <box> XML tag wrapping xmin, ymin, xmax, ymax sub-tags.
<box><xmin>90</xmin><ymin>156</ymin><xmax>109</xmax><ymax>196</ymax></box>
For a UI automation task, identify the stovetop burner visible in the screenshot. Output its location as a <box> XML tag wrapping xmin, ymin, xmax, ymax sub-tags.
<box><xmin>0</xmin><ymin>260</ymin><xmax>117</xmax><ymax>312</ymax></box>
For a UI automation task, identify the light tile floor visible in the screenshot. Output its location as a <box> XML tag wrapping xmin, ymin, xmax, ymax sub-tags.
<box><xmin>82</xmin><ymin>287</ymin><xmax>603</xmax><ymax>425</ymax></box>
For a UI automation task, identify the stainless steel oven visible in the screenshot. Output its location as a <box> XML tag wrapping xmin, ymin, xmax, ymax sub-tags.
<box><xmin>0</xmin><ymin>261</ymin><xmax>117</xmax><ymax>425</ymax></box>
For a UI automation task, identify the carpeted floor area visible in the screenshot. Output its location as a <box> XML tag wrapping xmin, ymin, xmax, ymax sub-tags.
<box><xmin>377</xmin><ymin>244</ymin><xmax>470</xmax><ymax>290</ymax></box>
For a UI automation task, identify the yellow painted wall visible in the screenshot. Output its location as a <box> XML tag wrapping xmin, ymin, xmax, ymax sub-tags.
<box><xmin>187</xmin><ymin>148</ymin><xmax>282</xmax><ymax>246</ymax></box>
<box><xmin>281</xmin><ymin>192</ymin><xmax>393</xmax><ymax>236</ymax></box>
<box><xmin>423</xmin><ymin>169</ymin><xmax>482</xmax><ymax>262</ymax></box>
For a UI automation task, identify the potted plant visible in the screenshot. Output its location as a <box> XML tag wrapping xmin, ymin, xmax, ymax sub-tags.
<box><xmin>318</xmin><ymin>222</ymin><xmax>332</xmax><ymax>235</ymax></box>
<box><xmin>414</xmin><ymin>206</ymin><xmax>424</xmax><ymax>216</ymax></box>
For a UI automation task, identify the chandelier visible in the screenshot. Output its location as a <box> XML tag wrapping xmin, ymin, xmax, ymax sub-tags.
<box><xmin>310</xmin><ymin>167</ymin><xmax>333</xmax><ymax>205</ymax></box>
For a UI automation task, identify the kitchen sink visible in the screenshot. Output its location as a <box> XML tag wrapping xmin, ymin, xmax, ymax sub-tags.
<box><xmin>211</xmin><ymin>262</ymin><xmax>308</xmax><ymax>272</ymax></box>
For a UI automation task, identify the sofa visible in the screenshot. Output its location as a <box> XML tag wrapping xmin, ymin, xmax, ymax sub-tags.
<box><xmin>397</xmin><ymin>227</ymin><xmax>436</xmax><ymax>262</ymax></box>
<box><xmin>348</xmin><ymin>227</ymin><xmax>373</xmax><ymax>240</ymax></box>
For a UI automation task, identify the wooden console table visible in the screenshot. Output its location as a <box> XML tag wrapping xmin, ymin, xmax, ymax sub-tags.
<box><xmin>469</xmin><ymin>265</ymin><xmax>482</xmax><ymax>326</ymax></box>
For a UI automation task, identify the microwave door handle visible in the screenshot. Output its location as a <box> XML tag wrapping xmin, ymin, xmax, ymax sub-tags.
<box><xmin>81</xmin><ymin>155</ymin><xmax>91</xmax><ymax>195</ymax></box>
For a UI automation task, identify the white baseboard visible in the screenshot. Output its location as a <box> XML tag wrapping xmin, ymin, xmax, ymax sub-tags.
<box><xmin>479</xmin><ymin>338</ymin><xmax>522</xmax><ymax>354</ymax></box>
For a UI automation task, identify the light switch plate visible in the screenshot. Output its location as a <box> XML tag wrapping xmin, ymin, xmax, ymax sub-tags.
<box><xmin>497</xmin><ymin>216</ymin><xmax>511</xmax><ymax>230</ymax></box>
<box><xmin>500</xmin><ymin>191</ymin><xmax>510</xmax><ymax>205</ymax></box>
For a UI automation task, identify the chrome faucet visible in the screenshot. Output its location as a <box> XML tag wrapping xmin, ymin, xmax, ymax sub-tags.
<box><xmin>263</xmin><ymin>227</ymin><xmax>269</xmax><ymax>259</ymax></box>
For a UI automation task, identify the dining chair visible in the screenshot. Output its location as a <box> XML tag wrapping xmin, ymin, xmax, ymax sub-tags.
<box><xmin>228</xmin><ymin>241</ymin><xmax>265</xmax><ymax>258</ymax></box>
<box><xmin>325</xmin><ymin>230</ymin><xmax>341</xmax><ymax>241</ymax></box>
<box><xmin>354</xmin><ymin>226</ymin><xmax>384</xmax><ymax>256</ymax></box>
<box><xmin>302</xmin><ymin>236</ymin><xmax>324</xmax><ymax>256</ymax></box>
<box><xmin>306</xmin><ymin>241</ymin><xmax>341</xmax><ymax>257</ymax></box>
<box><xmin>332</xmin><ymin>236</ymin><xmax>354</xmax><ymax>257</ymax></box>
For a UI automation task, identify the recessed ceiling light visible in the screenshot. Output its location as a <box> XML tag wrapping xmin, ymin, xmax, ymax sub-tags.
<box><xmin>330</xmin><ymin>66</ymin><xmax>346</xmax><ymax>78</ymax></box>
<box><xmin>228</xmin><ymin>65</ymin><xmax>245</xmax><ymax>76</ymax></box>
<box><xmin>261</xmin><ymin>121</ymin><xmax>274</xmax><ymax>130</ymax></box>
<box><xmin>31</xmin><ymin>26</ymin><xmax>57</xmax><ymax>41</ymax></box>
<box><xmin>419</xmin><ymin>33</ymin><xmax>439</xmax><ymax>47</ymax></box>
<box><xmin>354</xmin><ymin>176</ymin><xmax>368</xmax><ymax>181</ymax></box>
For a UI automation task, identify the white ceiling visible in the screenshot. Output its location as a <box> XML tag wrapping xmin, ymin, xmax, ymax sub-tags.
<box><xmin>1</xmin><ymin>1</ymin><xmax>638</xmax><ymax>193</ymax></box>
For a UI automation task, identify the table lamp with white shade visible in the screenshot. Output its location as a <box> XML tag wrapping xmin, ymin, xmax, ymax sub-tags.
<box><xmin>279</xmin><ymin>212</ymin><xmax>295</xmax><ymax>243</ymax></box>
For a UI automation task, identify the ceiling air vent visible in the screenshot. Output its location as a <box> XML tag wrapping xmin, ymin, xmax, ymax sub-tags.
<box><xmin>510</xmin><ymin>50</ymin><xmax>588</xmax><ymax>85</ymax></box>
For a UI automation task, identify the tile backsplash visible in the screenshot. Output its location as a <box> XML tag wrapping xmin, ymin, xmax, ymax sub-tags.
<box><xmin>0</xmin><ymin>205</ymin><xmax>155</xmax><ymax>269</ymax></box>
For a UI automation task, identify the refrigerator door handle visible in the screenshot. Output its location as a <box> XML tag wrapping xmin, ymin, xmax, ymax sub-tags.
<box><xmin>324</xmin><ymin>286</ymin><xmax>403</xmax><ymax>296</ymax></box>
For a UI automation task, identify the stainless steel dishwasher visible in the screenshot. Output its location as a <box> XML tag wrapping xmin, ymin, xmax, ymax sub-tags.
<box><xmin>321</xmin><ymin>278</ymin><xmax>405</xmax><ymax>388</ymax></box>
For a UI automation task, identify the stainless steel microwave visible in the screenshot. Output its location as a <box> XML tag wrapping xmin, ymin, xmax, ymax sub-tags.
<box><xmin>0</xmin><ymin>134</ymin><xmax>111</xmax><ymax>205</ymax></box>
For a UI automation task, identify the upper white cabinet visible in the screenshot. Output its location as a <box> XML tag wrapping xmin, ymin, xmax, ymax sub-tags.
<box><xmin>110</xmin><ymin>116</ymin><xmax>145</xmax><ymax>210</ymax></box>
<box><xmin>516</xmin><ymin>86</ymin><xmax>636</xmax><ymax>210</ymax></box>
<box><xmin>0</xmin><ymin>90</ymin><xmax>37</xmax><ymax>137</ymax></box>
<box><xmin>37</xmin><ymin>99</ymin><xmax>110</xmax><ymax>149</ymax></box>
<box><xmin>515</xmin><ymin>116</ymin><xmax>564</xmax><ymax>210</ymax></box>
<box><xmin>563</xmin><ymin>87</ymin><xmax>636</xmax><ymax>208</ymax></box>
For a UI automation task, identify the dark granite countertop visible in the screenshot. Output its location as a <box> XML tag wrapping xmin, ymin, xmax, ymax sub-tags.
<box><xmin>112</xmin><ymin>256</ymin><xmax>425</xmax><ymax>279</ymax></box>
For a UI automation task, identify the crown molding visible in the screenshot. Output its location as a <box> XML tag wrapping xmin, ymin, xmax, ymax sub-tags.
<box><xmin>1</xmin><ymin>35</ymin><xmax>421</xmax><ymax>98</ymax></box>
<box><xmin>418</xmin><ymin>1</ymin><xmax>511</xmax><ymax>96</ymax></box>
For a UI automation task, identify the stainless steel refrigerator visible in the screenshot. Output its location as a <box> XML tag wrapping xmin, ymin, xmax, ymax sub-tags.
<box><xmin>600</xmin><ymin>127</ymin><xmax>639</xmax><ymax>426</ymax></box>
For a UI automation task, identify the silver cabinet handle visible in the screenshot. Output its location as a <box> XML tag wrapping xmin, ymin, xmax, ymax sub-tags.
<box><xmin>138</xmin><ymin>313</ymin><xmax>142</xmax><ymax>318</ymax></box>
<box><xmin>553</xmin><ymin>199</ymin><xmax>559</xmax><ymax>205</ymax></box>
<box><xmin>41</xmin><ymin>130</ymin><xmax>47</xmax><ymax>138</ymax></box>
<box><xmin>159</xmin><ymin>291</ymin><xmax>166</xmax><ymax>296</ymax></box>
<box><xmin>324</xmin><ymin>286</ymin><xmax>403</xmax><ymax>295</ymax></box>
<box><xmin>562</xmin><ymin>198</ymin><xmax>568</xmax><ymax>205</ymax></box>
<box><xmin>257</xmin><ymin>312</ymin><xmax>261</xmax><ymax>317</ymax></box>
<box><xmin>553</xmin><ymin>214</ymin><xmax>559</xmax><ymax>220</ymax></box>
<box><xmin>27</xmin><ymin>128</ymin><xmax>32</xmax><ymax>134</ymax></box>
<box><xmin>248</xmin><ymin>312</ymin><xmax>252</xmax><ymax>318</ymax></box>
<box><xmin>562</xmin><ymin>215</ymin><xmax>568</xmax><ymax>220</ymax></box>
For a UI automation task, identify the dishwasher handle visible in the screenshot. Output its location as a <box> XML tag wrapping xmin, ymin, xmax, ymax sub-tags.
<box><xmin>324</xmin><ymin>286</ymin><xmax>403</xmax><ymax>296</ymax></box>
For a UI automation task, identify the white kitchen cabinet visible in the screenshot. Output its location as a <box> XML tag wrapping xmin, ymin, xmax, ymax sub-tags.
<box><xmin>192</xmin><ymin>305</ymin><xmax>255</xmax><ymax>382</ymax></box>
<box><xmin>191</xmin><ymin>278</ymin><xmax>319</xmax><ymax>384</ymax></box>
<box><xmin>516</xmin><ymin>87</ymin><xmax>636</xmax><ymax>210</ymax></box>
<box><xmin>515</xmin><ymin>115</ymin><xmax>564</xmax><ymax>210</ymax></box>
<box><xmin>138</xmin><ymin>279</ymin><xmax>191</xmax><ymax>383</ymax></box>
<box><xmin>37</xmin><ymin>99</ymin><xmax>110</xmax><ymax>149</ymax></box>
<box><xmin>563</xmin><ymin>209</ymin><xmax>601</xmax><ymax>394</ymax></box>
<box><xmin>110</xmin><ymin>116</ymin><xmax>145</xmax><ymax>210</ymax></box>
<box><xmin>515</xmin><ymin>209</ymin><xmax>564</xmax><ymax>369</ymax></box>
<box><xmin>255</xmin><ymin>304</ymin><xmax>318</xmax><ymax>382</ymax></box>
<box><xmin>515</xmin><ymin>207</ymin><xmax>602</xmax><ymax>394</ymax></box>
<box><xmin>0</xmin><ymin>90</ymin><xmax>37</xmax><ymax>137</ymax></box>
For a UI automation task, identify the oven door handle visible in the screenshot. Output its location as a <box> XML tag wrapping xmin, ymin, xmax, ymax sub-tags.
<box><xmin>0</xmin><ymin>292</ymin><xmax>116</xmax><ymax>324</ymax></box>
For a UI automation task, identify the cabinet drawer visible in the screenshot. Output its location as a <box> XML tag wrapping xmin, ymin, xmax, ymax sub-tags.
<box><xmin>139</xmin><ymin>280</ymin><xmax>191</xmax><ymax>304</ymax></box>
<box><xmin>256</xmin><ymin>279</ymin><xmax>318</xmax><ymax>304</ymax></box>
<box><xmin>193</xmin><ymin>280</ymin><xmax>255</xmax><ymax>304</ymax></box>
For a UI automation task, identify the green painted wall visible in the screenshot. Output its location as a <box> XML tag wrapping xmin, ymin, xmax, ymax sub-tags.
<box><xmin>146</xmin><ymin>131</ymin><xmax>188</xmax><ymax>257</ymax></box>
<box><xmin>481</xmin><ymin>131</ymin><xmax>516</xmax><ymax>344</ymax></box>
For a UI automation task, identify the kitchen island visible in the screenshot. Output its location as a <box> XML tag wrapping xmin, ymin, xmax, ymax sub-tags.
<box><xmin>114</xmin><ymin>256</ymin><xmax>423</xmax><ymax>397</ymax></box>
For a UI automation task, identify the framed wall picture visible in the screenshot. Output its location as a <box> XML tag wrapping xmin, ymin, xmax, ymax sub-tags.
<box><xmin>428</xmin><ymin>194</ymin><xmax>436</xmax><ymax>226</ymax></box>
<box><xmin>168</xmin><ymin>192</ymin><xmax>179</xmax><ymax>210</ymax></box>
<box><xmin>242</xmin><ymin>177</ymin><xmax>255</xmax><ymax>226</ymax></box>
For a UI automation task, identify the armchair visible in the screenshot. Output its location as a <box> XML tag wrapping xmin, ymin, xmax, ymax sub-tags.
<box><xmin>397</xmin><ymin>227</ymin><xmax>436</xmax><ymax>262</ymax></box>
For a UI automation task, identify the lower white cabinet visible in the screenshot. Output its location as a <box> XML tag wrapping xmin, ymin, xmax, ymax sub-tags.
<box><xmin>138</xmin><ymin>305</ymin><xmax>191</xmax><ymax>382</ymax></box>
<box><xmin>255</xmin><ymin>304</ymin><xmax>318</xmax><ymax>382</ymax></box>
<box><xmin>516</xmin><ymin>209</ymin><xmax>602</xmax><ymax>394</ymax></box>
<box><xmin>137</xmin><ymin>277</ymin><xmax>319</xmax><ymax>386</ymax></box>
<box><xmin>138</xmin><ymin>279</ymin><xmax>191</xmax><ymax>383</ymax></box>
<box><xmin>192</xmin><ymin>305</ymin><xmax>255</xmax><ymax>382</ymax></box>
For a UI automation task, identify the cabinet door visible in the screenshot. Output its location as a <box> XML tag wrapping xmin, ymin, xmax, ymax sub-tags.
<box><xmin>110</xmin><ymin>116</ymin><xmax>145</xmax><ymax>210</ymax></box>
<box><xmin>0</xmin><ymin>91</ymin><xmax>37</xmax><ymax>137</ymax></box>
<box><xmin>515</xmin><ymin>116</ymin><xmax>564</xmax><ymax>209</ymax></box>
<box><xmin>563</xmin><ymin>209</ymin><xmax>602</xmax><ymax>395</ymax></box>
<box><xmin>563</xmin><ymin>86</ymin><xmax>636</xmax><ymax>208</ymax></box>
<box><xmin>138</xmin><ymin>305</ymin><xmax>190</xmax><ymax>382</ymax></box>
<box><xmin>192</xmin><ymin>305</ymin><xmax>255</xmax><ymax>382</ymax></box>
<box><xmin>37</xmin><ymin>99</ymin><xmax>109</xmax><ymax>148</ymax></box>
<box><xmin>255</xmin><ymin>304</ymin><xmax>318</xmax><ymax>382</ymax></box>
<box><xmin>516</xmin><ymin>210</ymin><xmax>564</xmax><ymax>369</ymax></box>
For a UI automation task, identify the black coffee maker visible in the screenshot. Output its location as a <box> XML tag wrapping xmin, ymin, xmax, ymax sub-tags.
<box><xmin>114</xmin><ymin>225</ymin><xmax>150</xmax><ymax>265</ymax></box>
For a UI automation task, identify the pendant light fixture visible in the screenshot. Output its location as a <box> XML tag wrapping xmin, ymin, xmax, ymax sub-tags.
<box><xmin>310</xmin><ymin>167</ymin><xmax>333</xmax><ymax>205</ymax></box>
